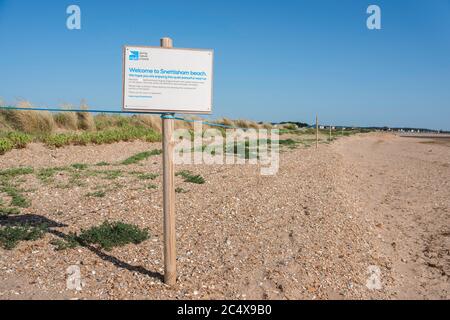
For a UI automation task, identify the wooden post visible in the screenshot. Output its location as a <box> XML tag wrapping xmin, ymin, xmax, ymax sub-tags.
<box><xmin>316</xmin><ymin>115</ymin><xmax>319</xmax><ymax>149</ymax></box>
<box><xmin>329</xmin><ymin>125</ymin><xmax>332</xmax><ymax>141</ymax></box>
<box><xmin>161</xmin><ymin>37</ymin><xmax>176</xmax><ymax>286</ymax></box>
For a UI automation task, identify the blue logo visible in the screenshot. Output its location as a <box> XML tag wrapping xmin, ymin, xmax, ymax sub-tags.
<box><xmin>129</xmin><ymin>51</ymin><xmax>139</xmax><ymax>61</ymax></box>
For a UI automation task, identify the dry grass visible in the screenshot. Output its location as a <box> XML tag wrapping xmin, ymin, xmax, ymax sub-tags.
<box><xmin>53</xmin><ymin>105</ymin><xmax>78</xmax><ymax>131</ymax></box>
<box><xmin>76</xmin><ymin>102</ymin><xmax>96</xmax><ymax>131</ymax></box>
<box><xmin>134</xmin><ymin>115</ymin><xmax>162</xmax><ymax>132</ymax></box>
<box><xmin>1</xmin><ymin>101</ymin><xmax>55</xmax><ymax>134</ymax></box>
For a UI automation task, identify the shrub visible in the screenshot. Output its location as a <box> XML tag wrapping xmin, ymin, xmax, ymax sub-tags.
<box><xmin>176</xmin><ymin>170</ymin><xmax>205</xmax><ymax>184</ymax></box>
<box><xmin>77</xmin><ymin>221</ymin><xmax>149</xmax><ymax>251</ymax></box>
<box><xmin>0</xmin><ymin>207</ymin><xmax>21</xmax><ymax>217</ymax></box>
<box><xmin>76</xmin><ymin>102</ymin><xmax>96</xmax><ymax>131</ymax></box>
<box><xmin>0</xmin><ymin>138</ymin><xmax>13</xmax><ymax>155</ymax></box>
<box><xmin>0</xmin><ymin>167</ymin><xmax>34</xmax><ymax>177</ymax></box>
<box><xmin>0</xmin><ymin>224</ymin><xmax>46</xmax><ymax>250</ymax></box>
<box><xmin>122</xmin><ymin>149</ymin><xmax>162</xmax><ymax>165</ymax></box>
<box><xmin>54</xmin><ymin>112</ymin><xmax>78</xmax><ymax>130</ymax></box>
<box><xmin>6</xmin><ymin>132</ymin><xmax>32</xmax><ymax>148</ymax></box>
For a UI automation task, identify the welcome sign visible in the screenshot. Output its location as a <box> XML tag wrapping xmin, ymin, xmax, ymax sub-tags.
<box><xmin>122</xmin><ymin>46</ymin><xmax>213</xmax><ymax>114</ymax></box>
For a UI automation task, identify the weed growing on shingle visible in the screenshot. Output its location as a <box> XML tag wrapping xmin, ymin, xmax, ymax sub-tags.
<box><xmin>77</xmin><ymin>221</ymin><xmax>149</xmax><ymax>251</ymax></box>
<box><xmin>86</xmin><ymin>190</ymin><xmax>106</xmax><ymax>198</ymax></box>
<box><xmin>0</xmin><ymin>207</ymin><xmax>20</xmax><ymax>217</ymax></box>
<box><xmin>176</xmin><ymin>170</ymin><xmax>205</xmax><ymax>184</ymax></box>
<box><xmin>95</xmin><ymin>161</ymin><xmax>110</xmax><ymax>166</ymax></box>
<box><xmin>71</xmin><ymin>163</ymin><xmax>88</xmax><ymax>170</ymax></box>
<box><xmin>51</xmin><ymin>233</ymin><xmax>80</xmax><ymax>251</ymax></box>
<box><xmin>0</xmin><ymin>224</ymin><xmax>47</xmax><ymax>250</ymax></box>
<box><xmin>0</xmin><ymin>184</ymin><xmax>30</xmax><ymax>208</ymax></box>
<box><xmin>0</xmin><ymin>167</ymin><xmax>34</xmax><ymax>178</ymax></box>
<box><xmin>146</xmin><ymin>184</ymin><xmax>157</xmax><ymax>190</ymax></box>
<box><xmin>175</xmin><ymin>187</ymin><xmax>188</xmax><ymax>193</ymax></box>
<box><xmin>137</xmin><ymin>173</ymin><xmax>158</xmax><ymax>180</ymax></box>
<box><xmin>121</xmin><ymin>149</ymin><xmax>162</xmax><ymax>165</ymax></box>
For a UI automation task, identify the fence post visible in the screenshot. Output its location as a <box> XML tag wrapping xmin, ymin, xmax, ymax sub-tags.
<box><xmin>316</xmin><ymin>115</ymin><xmax>319</xmax><ymax>149</ymax></box>
<box><xmin>161</xmin><ymin>37</ymin><xmax>177</xmax><ymax>286</ymax></box>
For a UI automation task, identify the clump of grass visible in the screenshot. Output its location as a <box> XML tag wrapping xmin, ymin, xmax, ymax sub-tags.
<box><xmin>37</xmin><ymin>167</ymin><xmax>59</xmax><ymax>183</ymax></box>
<box><xmin>96</xmin><ymin>170</ymin><xmax>122</xmax><ymax>180</ymax></box>
<box><xmin>4</xmin><ymin>132</ymin><xmax>33</xmax><ymax>149</ymax></box>
<box><xmin>77</xmin><ymin>221</ymin><xmax>149</xmax><ymax>251</ymax></box>
<box><xmin>95</xmin><ymin>161</ymin><xmax>110</xmax><ymax>166</ymax></box>
<box><xmin>136</xmin><ymin>173</ymin><xmax>158</xmax><ymax>180</ymax></box>
<box><xmin>0</xmin><ymin>207</ymin><xmax>20</xmax><ymax>217</ymax></box>
<box><xmin>0</xmin><ymin>138</ymin><xmax>14</xmax><ymax>155</ymax></box>
<box><xmin>0</xmin><ymin>224</ymin><xmax>46</xmax><ymax>250</ymax></box>
<box><xmin>53</xmin><ymin>108</ymin><xmax>78</xmax><ymax>130</ymax></box>
<box><xmin>71</xmin><ymin>163</ymin><xmax>88</xmax><ymax>170</ymax></box>
<box><xmin>121</xmin><ymin>149</ymin><xmax>162</xmax><ymax>165</ymax></box>
<box><xmin>176</xmin><ymin>170</ymin><xmax>205</xmax><ymax>184</ymax></box>
<box><xmin>1</xmin><ymin>184</ymin><xmax>30</xmax><ymax>208</ymax></box>
<box><xmin>86</xmin><ymin>190</ymin><xmax>106</xmax><ymax>198</ymax></box>
<box><xmin>279</xmin><ymin>138</ymin><xmax>299</xmax><ymax>149</ymax></box>
<box><xmin>1</xmin><ymin>102</ymin><xmax>55</xmax><ymax>134</ymax></box>
<box><xmin>0</xmin><ymin>167</ymin><xmax>34</xmax><ymax>178</ymax></box>
<box><xmin>175</xmin><ymin>187</ymin><xmax>187</xmax><ymax>193</ymax></box>
<box><xmin>146</xmin><ymin>184</ymin><xmax>157</xmax><ymax>190</ymax></box>
<box><xmin>51</xmin><ymin>233</ymin><xmax>80</xmax><ymax>251</ymax></box>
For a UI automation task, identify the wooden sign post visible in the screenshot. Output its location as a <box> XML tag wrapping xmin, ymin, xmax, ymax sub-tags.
<box><xmin>160</xmin><ymin>37</ymin><xmax>177</xmax><ymax>286</ymax></box>
<box><xmin>122</xmin><ymin>38</ymin><xmax>213</xmax><ymax>286</ymax></box>
<box><xmin>316</xmin><ymin>115</ymin><xmax>319</xmax><ymax>149</ymax></box>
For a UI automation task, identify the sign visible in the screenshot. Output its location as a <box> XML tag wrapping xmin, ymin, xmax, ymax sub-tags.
<box><xmin>122</xmin><ymin>45</ymin><xmax>213</xmax><ymax>114</ymax></box>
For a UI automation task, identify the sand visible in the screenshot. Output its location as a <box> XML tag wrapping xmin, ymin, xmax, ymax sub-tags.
<box><xmin>0</xmin><ymin>133</ymin><xmax>448</xmax><ymax>299</ymax></box>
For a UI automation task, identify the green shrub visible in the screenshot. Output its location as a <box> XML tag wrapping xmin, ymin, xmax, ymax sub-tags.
<box><xmin>77</xmin><ymin>221</ymin><xmax>149</xmax><ymax>251</ymax></box>
<box><xmin>71</xmin><ymin>163</ymin><xmax>88</xmax><ymax>170</ymax></box>
<box><xmin>86</xmin><ymin>190</ymin><xmax>106</xmax><ymax>198</ymax></box>
<box><xmin>0</xmin><ymin>207</ymin><xmax>20</xmax><ymax>217</ymax></box>
<box><xmin>0</xmin><ymin>138</ymin><xmax>13</xmax><ymax>155</ymax></box>
<box><xmin>0</xmin><ymin>167</ymin><xmax>34</xmax><ymax>177</ymax></box>
<box><xmin>176</xmin><ymin>170</ymin><xmax>205</xmax><ymax>184</ymax></box>
<box><xmin>6</xmin><ymin>132</ymin><xmax>32</xmax><ymax>148</ymax></box>
<box><xmin>0</xmin><ymin>224</ymin><xmax>46</xmax><ymax>250</ymax></box>
<box><xmin>122</xmin><ymin>149</ymin><xmax>162</xmax><ymax>165</ymax></box>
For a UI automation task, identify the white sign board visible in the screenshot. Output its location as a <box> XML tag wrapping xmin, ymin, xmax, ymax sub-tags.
<box><xmin>122</xmin><ymin>46</ymin><xmax>213</xmax><ymax>114</ymax></box>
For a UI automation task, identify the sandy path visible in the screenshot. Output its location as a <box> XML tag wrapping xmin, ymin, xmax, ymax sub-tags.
<box><xmin>0</xmin><ymin>133</ymin><xmax>448</xmax><ymax>299</ymax></box>
<box><xmin>332</xmin><ymin>134</ymin><xmax>450</xmax><ymax>299</ymax></box>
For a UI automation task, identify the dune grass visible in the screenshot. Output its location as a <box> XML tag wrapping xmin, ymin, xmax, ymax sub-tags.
<box><xmin>121</xmin><ymin>149</ymin><xmax>162</xmax><ymax>165</ymax></box>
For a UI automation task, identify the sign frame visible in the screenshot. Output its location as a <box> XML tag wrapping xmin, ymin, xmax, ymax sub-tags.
<box><xmin>122</xmin><ymin>45</ymin><xmax>214</xmax><ymax>114</ymax></box>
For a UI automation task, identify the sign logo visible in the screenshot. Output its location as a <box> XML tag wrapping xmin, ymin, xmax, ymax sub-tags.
<box><xmin>129</xmin><ymin>51</ymin><xmax>139</xmax><ymax>61</ymax></box>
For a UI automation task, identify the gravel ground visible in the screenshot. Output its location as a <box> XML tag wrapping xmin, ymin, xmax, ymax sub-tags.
<box><xmin>0</xmin><ymin>133</ymin><xmax>448</xmax><ymax>299</ymax></box>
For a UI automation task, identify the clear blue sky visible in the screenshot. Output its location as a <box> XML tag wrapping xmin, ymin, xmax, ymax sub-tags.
<box><xmin>0</xmin><ymin>0</ymin><xmax>449</xmax><ymax>129</ymax></box>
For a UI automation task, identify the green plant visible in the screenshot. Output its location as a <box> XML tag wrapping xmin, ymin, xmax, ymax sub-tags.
<box><xmin>121</xmin><ymin>149</ymin><xmax>162</xmax><ymax>165</ymax></box>
<box><xmin>6</xmin><ymin>132</ymin><xmax>33</xmax><ymax>148</ymax></box>
<box><xmin>0</xmin><ymin>167</ymin><xmax>34</xmax><ymax>177</ymax></box>
<box><xmin>176</xmin><ymin>170</ymin><xmax>205</xmax><ymax>184</ymax></box>
<box><xmin>0</xmin><ymin>138</ymin><xmax>13</xmax><ymax>155</ymax></box>
<box><xmin>36</xmin><ymin>166</ymin><xmax>72</xmax><ymax>183</ymax></box>
<box><xmin>95</xmin><ymin>161</ymin><xmax>110</xmax><ymax>166</ymax></box>
<box><xmin>146</xmin><ymin>184</ymin><xmax>157</xmax><ymax>190</ymax></box>
<box><xmin>71</xmin><ymin>163</ymin><xmax>88</xmax><ymax>170</ymax></box>
<box><xmin>51</xmin><ymin>233</ymin><xmax>80</xmax><ymax>251</ymax></box>
<box><xmin>0</xmin><ymin>224</ymin><xmax>46</xmax><ymax>250</ymax></box>
<box><xmin>0</xmin><ymin>184</ymin><xmax>30</xmax><ymax>208</ymax></box>
<box><xmin>0</xmin><ymin>207</ymin><xmax>21</xmax><ymax>217</ymax></box>
<box><xmin>77</xmin><ymin>221</ymin><xmax>149</xmax><ymax>251</ymax></box>
<box><xmin>86</xmin><ymin>190</ymin><xmax>106</xmax><ymax>198</ymax></box>
<box><xmin>175</xmin><ymin>187</ymin><xmax>188</xmax><ymax>193</ymax></box>
<box><xmin>136</xmin><ymin>173</ymin><xmax>158</xmax><ymax>180</ymax></box>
